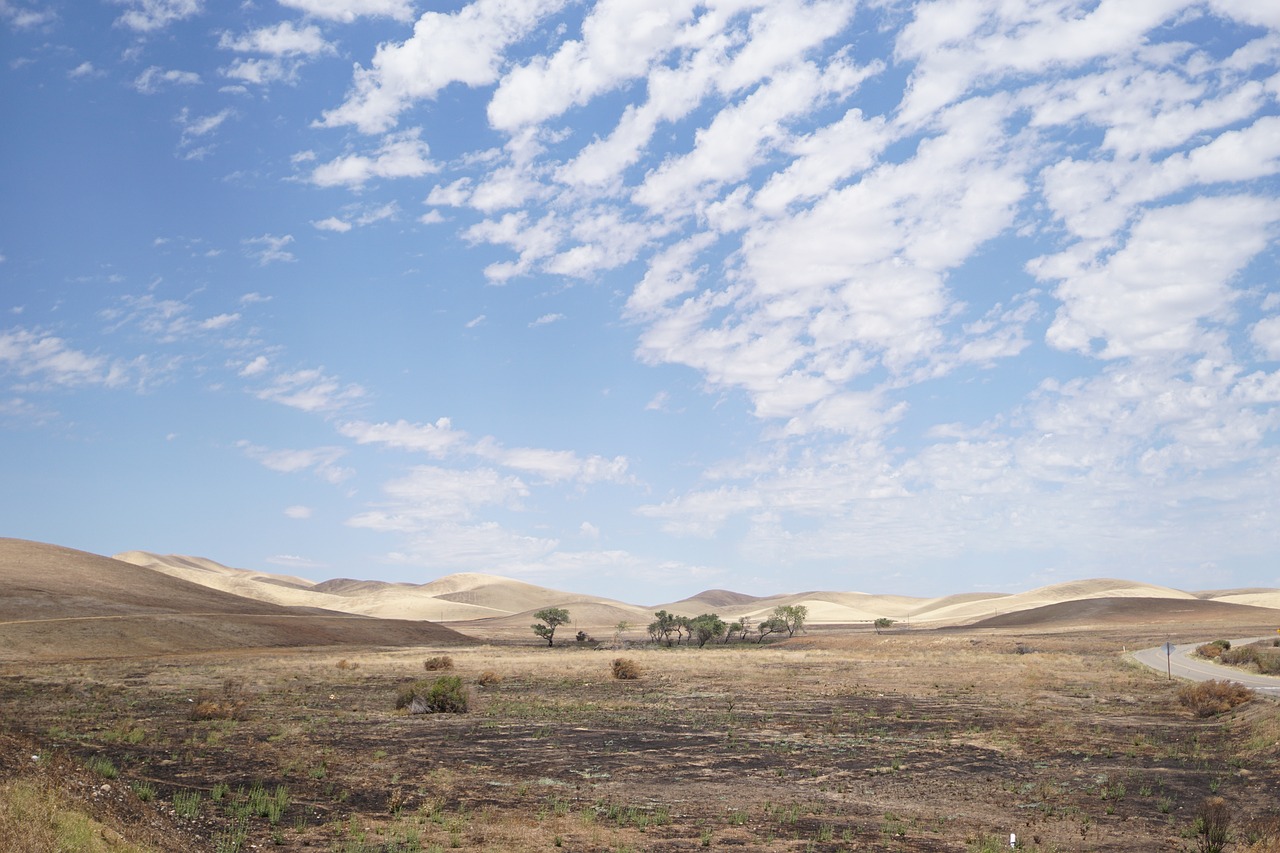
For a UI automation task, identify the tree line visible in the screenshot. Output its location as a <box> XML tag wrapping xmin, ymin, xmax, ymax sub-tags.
<box><xmin>531</xmin><ymin>605</ymin><xmax>809</xmax><ymax>647</ymax></box>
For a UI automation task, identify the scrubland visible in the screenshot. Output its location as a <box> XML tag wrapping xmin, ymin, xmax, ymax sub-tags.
<box><xmin>2</xmin><ymin>629</ymin><xmax>1279</xmax><ymax>852</ymax></box>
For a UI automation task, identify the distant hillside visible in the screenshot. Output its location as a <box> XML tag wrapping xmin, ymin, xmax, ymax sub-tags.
<box><xmin>106</xmin><ymin>544</ymin><xmax>1280</xmax><ymax>634</ymax></box>
<box><xmin>0</xmin><ymin>539</ymin><xmax>472</xmax><ymax>660</ymax></box>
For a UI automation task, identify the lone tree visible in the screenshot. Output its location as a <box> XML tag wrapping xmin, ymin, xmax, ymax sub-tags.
<box><xmin>874</xmin><ymin>617</ymin><xmax>895</xmax><ymax>634</ymax></box>
<box><xmin>775</xmin><ymin>604</ymin><xmax>808</xmax><ymax>638</ymax></box>
<box><xmin>531</xmin><ymin>607</ymin><xmax>570</xmax><ymax>646</ymax></box>
<box><xmin>757</xmin><ymin>614</ymin><xmax>788</xmax><ymax>643</ymax></box>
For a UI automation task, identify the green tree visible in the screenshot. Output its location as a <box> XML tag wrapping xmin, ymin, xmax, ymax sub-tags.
<box><xmin>775</xmin><ymin>604</ymin><xmax>808</xmax><ymax>638</ymax></box>
<box><xmin>723</xmin><ymin>618</ymin><xmax>746</xmax><ymax>644</ymax></box>
<box><xmin>756</xmin><ymin>615</ymin><xmax>788</xmax><ymax>643</ymax></box>
<box><xmin>690</xmin><ymin>613</ymin><xmax>726</xmax><ymax>648</ymax></box>
<box><xmin>531</xmin><ymin>607</ymin><xmax>570</xmax><ymax>646</ymax></box>
<box><xmin>648</xmin><ymin>610</ymin><xmax>678</xmax><ymax>646</ymax></box>
<box><xmin>874</xmin><ymin>617</ymin><xmax>895</xmax><ymax>634</ymax></box>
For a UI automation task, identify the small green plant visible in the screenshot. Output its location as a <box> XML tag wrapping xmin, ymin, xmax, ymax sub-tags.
<box><xmin>85</xmin><ymin>755</ymin><xmax>117</xmax><ymax>779</ymax></box>
<box><xmin>130</xmin><ymin>781</ymin><xmax>156</xmax><ymax>802</ymax></box>
<box><xmin>211</xmin><ymin>781</ymin><xmax>230</xmax><ymax>801</ymax></box>
<box><xmin>172</xmin><ymin>789</ymin><xmax>202</xmax><ymax>819</ymax></box>
<box><xmin>397</xmin><ymin>675</ymin><xmax>469</xmax><ymax>714</ymax></box>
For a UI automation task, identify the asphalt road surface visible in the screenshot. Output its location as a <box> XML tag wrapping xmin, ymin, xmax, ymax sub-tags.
<box><xmin>1132</xmin><ymin>638</ymin><xmax>1280</xmax><ymax>696</ymax></box>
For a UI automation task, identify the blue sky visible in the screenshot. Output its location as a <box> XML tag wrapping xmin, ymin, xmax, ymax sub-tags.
<box><xmin>2</xmin><ymin>0</ymin><xmax>1279</xmax><ymax>601</ymax></box>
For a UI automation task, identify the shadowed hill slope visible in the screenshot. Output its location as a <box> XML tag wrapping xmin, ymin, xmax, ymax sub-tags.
<box><xmin>0</xmin><ymin>539</ymin><xmax>472</xmax><ymax>659</ymax></box>
<box><xmin>968</xmin><ymin>596</ymin><xmax>1280</xmax><ymax>630</ymax></box>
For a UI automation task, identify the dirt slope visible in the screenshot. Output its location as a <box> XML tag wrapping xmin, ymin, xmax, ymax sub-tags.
<box><xmin>0</xmin><ymin>539</ymin><xmax>472</xmax><ymax>659</ymax></box>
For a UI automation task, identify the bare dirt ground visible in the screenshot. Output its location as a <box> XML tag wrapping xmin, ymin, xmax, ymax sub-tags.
<box><xmin>3</xmin><ymin>618</ymin><xmax>1280</xmax><ymax>852</ymax></box>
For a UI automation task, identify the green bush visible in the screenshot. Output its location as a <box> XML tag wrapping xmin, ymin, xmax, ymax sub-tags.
<box><xmin>397</xmin><ymin>676</ymin><xmax>469</xmax><ymax>714</ymax></box>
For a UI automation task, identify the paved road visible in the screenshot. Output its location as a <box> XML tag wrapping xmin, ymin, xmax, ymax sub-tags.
<box><xmin>1132</xmin><ymin>638</ymin><xmax>1280</xmax><ymax>696</ymax></box>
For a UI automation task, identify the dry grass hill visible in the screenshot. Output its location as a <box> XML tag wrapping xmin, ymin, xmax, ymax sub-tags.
<box><xmin>0</xmin><ymin>539</ymin><xmax>472</xmax><ymax>660</ymax></box>
<box><xmin>3</xmin><ymin>538</ymin><xmax>1279</xmax><ymax>659</ymax></box>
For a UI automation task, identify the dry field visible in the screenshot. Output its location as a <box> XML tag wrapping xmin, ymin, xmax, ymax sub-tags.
<box><xmin>3</xmin><ymin>625</ymin><xmax>1280</xmax><ymax>852</ymax></box>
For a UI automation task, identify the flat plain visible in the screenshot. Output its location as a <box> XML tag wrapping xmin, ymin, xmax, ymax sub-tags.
<box><xmin>3</xmin><ymin>539</ymin><xmax>1280</xmax><ymax>852</ymax></box>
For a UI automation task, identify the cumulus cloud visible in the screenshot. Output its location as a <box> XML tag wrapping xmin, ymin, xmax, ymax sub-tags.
<box><xmin>317</xmin><ymin>0</ymin><xmax>565</xmax><ymax>133</ymax></box>
<box><xmin>309</xmin><ymin>129</ymin><xmax>436</xmax><ymax>188</ymax></box>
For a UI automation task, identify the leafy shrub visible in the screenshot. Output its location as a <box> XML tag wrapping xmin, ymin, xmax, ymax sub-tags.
<box><xmin>1212</xmin><ymin>640</ymin><xmax>1231</xmax><ymax>651</ymax></box>
<box><xmin>477</xmin><ymin>670</ymin><xmax>502</xmax><ymax>686</ymax></box>
<box><xmin>397</xmin><ymin>676</ymin><xmax>469</xmax><ymax>714</ymax></box>
<box><xmin>1196</xmin><ymin>643</ymin><xmax>1225</xmax><ymax>659</ymax></box>
<box><xmin>1178</xmin><ymin>680</ymin><xmax>1254</xmax><ymax>717</ymax></box>
<box><xmin>612</xmin><ymin>658</ymin><xmax>641</xmax><ymax>680</ymax></box>
<box><xmin>422</xmin><ymin>655</ymin><xmax>454</xmax><ymax>671</ymax></box>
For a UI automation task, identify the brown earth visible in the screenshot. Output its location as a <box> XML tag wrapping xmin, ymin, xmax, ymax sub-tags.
<box><xmin>4</xmin><ymin>538</ymin><xmax>1280</xmax><ymax>851</ymax></box>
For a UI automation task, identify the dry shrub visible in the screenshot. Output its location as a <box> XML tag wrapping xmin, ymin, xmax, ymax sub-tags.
<box><xmin>335</xmin><ymin>659</ymin><xmax>359</xmax><ymax>670</ymax></box>
<box><xmin>612</xmin><ymin>658</ymin><xmax>641</xmax><ymax>680</ymax></box>
<box><xmin>1196</xmin><ymin>643</ymin><xmax>1224</xmax><ymax>659</ymax></box>
<box><xmin>423</xmin><ymin>655</ymin><xmax>455</xmax><ymax>671</ymax></box>
<box><xmin>190</xmin><ymin>680</ymin><xmax>251</xmax><ymax>721</ymax></box>
<box><xmin>1220</xmin><ymin>646</ymin><xmax>1260</xmax><ymax>667</ymax></box>
<box><xmin>477</xmin><ymin>670</ymin><xmax>502</xmax><ymax>686</ymax></box>
<box><xmin>1194</xmin><ymin>796</ymin><xmax>1231</xmax><ymax>853</ymax></box>
<box><xmin>1178</xmin><ymin>680</ymin><xmax>1254</xmax><ymax>718</ymax></box>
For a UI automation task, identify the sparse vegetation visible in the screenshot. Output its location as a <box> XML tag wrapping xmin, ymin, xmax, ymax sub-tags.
<box><xmin>423</xmin><ymin>655</ymin><xmax>454</xmax><ymax>671</ymax></box>
<box><xmin>477</xmin><ymin>669</ymin><xmax>502</xmax><ymax>686</ymax></box>
<box><xmin>875</xmin><ymin>617</ymin><xmax>896</xmax><ymax>634</ymax></box>
<box><xmin>3</xmin><ymin>627</ymin><xmax>1279</xmax><ymax>851</ymax></box>
<box><xmin>1178</xmin><ymin>679</ymin><xmax>1254</xmax><ymax>717</ymax></box>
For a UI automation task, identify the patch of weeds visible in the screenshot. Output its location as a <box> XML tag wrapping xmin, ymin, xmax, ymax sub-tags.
<box><xmin>172</xmin><ymin>789</ymin><xmax>202</xmax><ymax>819</ymax></box>
<box><xmin>85</xmin><ymin>755</ymin><xmax>118</xmax><ymax>779</ymax></box>
<box><xmin>130</xmin><ymin>781</ymin><xmax>156</xmax><ymax>802</ymax></box>
<box><xmin>423</xmin><ymin>656</ymin><xmax>454</xmax><ymax>672</ymax></box>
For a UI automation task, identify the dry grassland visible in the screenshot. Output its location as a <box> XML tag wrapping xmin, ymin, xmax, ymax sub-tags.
<box><xmin>2</xmin><ymin>630</ymin><xmax>1279</xmax><ymax>852</ymax></box>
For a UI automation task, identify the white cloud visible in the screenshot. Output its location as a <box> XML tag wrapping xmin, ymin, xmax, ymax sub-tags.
<box><xmin>0</xmin><ymin>328</ymin><xmax>117</xmax><ymax>389</ymax></box>
<box><xmin>284</xmin><ymin>505</ymin><xmax>314</xmax><ymax>519</ymax></box>
<box><xmin>114</xmin><ymin>0</ymin><xmax>201</xmax><ymax>32</ymax></box>
<box><xmin>133</xmin><ymin>66</ymin><xmax>201</xmax><ymax>94</ymax></box>
<box><xmin>67</xmin><ymin>61</ymin><xmax>99</xmax><ymax>79</ymax></box>
<box><xmin>1253</xmin><ymin>315</ymin><xmax>1280</xmax><ymax>361</ymax></box>
<box><xmin>312</xmin><ymin>216</ymin><xmax>352</xmax><ymax>233</ymax></box>
<box><xmin>238</xmin><ymin>440</ymin><xmax>354</xmax><ymax>484</ymax></box>
<box><xmin>309</xmin><ymin>129</ymin><xmax>436</xmax><ymax>188</ymax></box>
<box><xmin>529</xmin><ymin>313</ymin><xmax>563</xmax><ymax>327</ymax></box>
<box><xmin>243</xmin><ymin>233</ymin><xmax>295</xmax><ymax>265</ymax></box>
<box><xmin>219</xmin><ymin>21</ymin><xmax>334</xmax><ymax>56</ymax></box>
<box><xmin>254</xmin><ymin>367</ymin><xmax>366</xmax><ymax>413</ymax></box>
<box><xmin>348</xmin><ymin>465</ymin><xmax>529</xmax><ymax>527</ymax></box>
<box><xmin>277</xmin><ymin>0</ymin><xmax>413</xmax><ymax>23</ymax></box>
<box><xmin>318</xmin><ymin>0</ymin><xmax>565</xmax><ymax>134</ymax></box>
<box><xmin>239</xmin><ymin>355</ymin><xmax>269</xmax><ymax>377</ymax></box>
<box><xmin>339</xmin><ymin>417</ymin><xmax>464</xmax><ymax>456</ymax></box>
<box><xmin>1</xmin><ymin>2</ymin><xmax>56</xmax><ymax>29</ymax></box>
<box><xmin>1043</xmin><ymin>195</ymin><xmax>1280</xmax><ymax>359</ymax></box>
